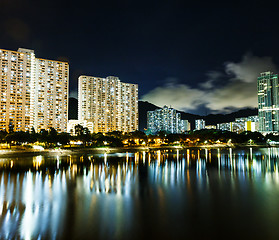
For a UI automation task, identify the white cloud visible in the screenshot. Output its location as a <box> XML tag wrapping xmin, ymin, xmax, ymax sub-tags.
<box><xmin>141</xmin><ymin>53</ymin><xmax>278</xmax><ymax>113</ymax></box>
<box><xmin>141</xmin><ymin>84</ymin><xmax>204</xmax><ymax>111</ymax></box>
<box><xmin>199</xmin><ymin>79</ymin><xmax>215</xmax><ymax>89</ymax></box>
<box><xmin>225</xmin><ymin>53</ymin><xmax>277</xmax><ymax>83</ymax></box>
<box><xmin>205</xmin><ymin>81</ymin><xmax>258</xmax><ymax>112</ymax></box>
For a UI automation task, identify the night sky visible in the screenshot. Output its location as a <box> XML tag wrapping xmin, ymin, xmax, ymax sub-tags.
<box><xmin>1</xmin><ymin>1</ymin><xmax>279</xmax><ymax>115</ymax></box>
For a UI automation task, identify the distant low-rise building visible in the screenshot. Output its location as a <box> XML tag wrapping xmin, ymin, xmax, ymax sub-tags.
<box><xmin>205</xmin><ymin>125</ymin><xmax>216</xmax><ymax>130</ymax></box>
<box><xmin>67</xmin><ymin>120</ymin><xmax>94</xmax><ymax>135</ymax></box>
<box><xmin>245</xmin><ymin>121</ymin><xmax>258</xmax><ymax>132</ymax></box>
<box><xmin>217</xmin><ymin>122</ymin><xmax>231</xmax><ymax>131</ymax></box>
<box><xmin>217</xmin><ymin>115</ymin><xmax>259</xmax><ymax>133</ymax></box>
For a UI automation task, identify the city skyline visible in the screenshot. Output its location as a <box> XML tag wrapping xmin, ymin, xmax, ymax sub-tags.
<box><xmin>1</xmin><ymin>45</ymin><xmax>263</xmax><ymax>135</ymax></box>
<box><xmin>1</xmin><ymin>2</ymin><xmax>279</xmax><ymax>115</ymax></box>
<box><xmin>2</xmin><ymin>2</ymin><xmax>279</xmax><ymax>239</ymax></box>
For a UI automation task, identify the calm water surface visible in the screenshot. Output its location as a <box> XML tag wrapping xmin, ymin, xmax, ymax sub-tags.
<box><xmin>1</xmin><ymin>147</ymin><xmax>279</xmax><ymax>239</ymax></box>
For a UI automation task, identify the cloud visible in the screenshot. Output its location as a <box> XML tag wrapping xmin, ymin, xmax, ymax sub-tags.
<box><xmin>225</xmin><ymin>53</ymin><xmax>277</xmax><ymax>83</ymax></box>
<box><xmin>164</xmin><ymin>77</ymin><xmax>179</xmax><ymax>86</ymax></box>
<box><xmin>141</xmin><ymin>53</ymin><xmax>277</xmax><ymax>114</ymax></box>
<box><xmin>141</xmin><ymin>84</ymin><xmax>204</xmax><ymax>111</ymax></box>
<box><xmin>205</xmin><ymin>80</ymin><xmax>258</xmax><ymax>113</ymax></box>
<box><xmin>199</xmin><ymin>79</ymin><xmax>214</xmax><ymax>89</ymax></box>
<box><xmin>207</xmin><ymin>53</ymin><xmax>278</xmax><ymax>112</ymax></box>
<box><xmin>198</xmin><ymin>71</ymin><xmax>224</xmax><ymax>90</ymax></box>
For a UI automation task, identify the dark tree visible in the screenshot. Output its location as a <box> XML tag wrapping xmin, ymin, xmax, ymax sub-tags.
<box><xmin>74</xmin><ymin>124</ymin><xmax>84</xmax><ymax>136</ymax></box>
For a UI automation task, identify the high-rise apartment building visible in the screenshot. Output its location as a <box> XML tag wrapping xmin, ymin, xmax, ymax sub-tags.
<box><xmin>78</xmin><ymin>75</ymin><xmax>138</xmax><ymax>133</ymax></box>
<box><xmin>195</xmin><ymin>119</ymin><xmax>205</xmax><ymax>130</ymax></box>
<box><xmin>257</xmin><ymin>71</ymin><xmax>279</xmax><ymax>133</ymax></box>
<box><xmin>0</xmin><ymin>48</ymin><xmax>68</xmax><ymax>132</ymax></box>
<box><xmin>147</xmin><ymin>106</ymin><xmax>187</xmax><ymax>134</ymax></box>
<box><xmin>181</xmin><ymin>119</ymin><xmax>191</xmax><ymax>132</ymax></box>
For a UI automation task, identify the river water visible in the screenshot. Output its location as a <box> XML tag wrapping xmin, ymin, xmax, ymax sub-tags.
<box><xmin>1</xmin><ymin>147</ymin><xmax>279</xmax><ymax>239</ymax></box>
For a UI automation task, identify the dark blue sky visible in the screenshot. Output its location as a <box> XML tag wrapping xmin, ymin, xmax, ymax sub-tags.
<box><xmin>1</xmin><ymin>0</ymin><xmax>278</xmax><ymax>114</ymax></box>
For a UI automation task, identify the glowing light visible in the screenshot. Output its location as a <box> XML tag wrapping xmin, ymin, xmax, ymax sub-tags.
<box><xmin>143</xmin><ymin>151</ymin><xmax>146</xmax><ymax>164</ymax></box>
<box><xmin>135</xmin><ymin>152</ymin><xmax>139</xmax><ymax>164</ymax></box>
<box><xmin>20</xmin><ymin>171</ymin><xmax>35</xmax><ymax>239</ymax></box>
<box><xmin>57</xmin><ymin>156</ymin><xmax>60</xmax><ymax>169</ymax></box>
<box><xmin>33</xmin><ymin>145</ymin><xmax>44</xmax><ymax>150</ymax></box>
<box><xmin>157</xmin><ymin>150</ymin><xmax>161</xmax><ymax>163</ymax></box>
<box><xmin>33</xmin><ymin>156</ymin><xmax>43</xmax><ymax>169</ymax></box>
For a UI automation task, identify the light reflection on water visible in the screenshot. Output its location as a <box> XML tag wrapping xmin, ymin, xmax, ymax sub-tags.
<box><xmin>1</xmin><ymin>148</ymin><xmax>279</xmax><ymax>239</ymax></box>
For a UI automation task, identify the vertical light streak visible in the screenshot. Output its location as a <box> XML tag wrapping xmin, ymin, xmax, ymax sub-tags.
<box><xmin>20</xmin><ymin>171</ymin><xmax>34</xmax><ymax>240</ymax></box>
<box><xmin>143</xmin><ymin>151</ymin><xmax>146</xmax><ymax>164</ymax></box>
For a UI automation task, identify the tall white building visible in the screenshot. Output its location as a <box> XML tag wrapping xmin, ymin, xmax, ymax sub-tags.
<box><xmin>78</xmin><ymin>75</ymin><xmax>138</xmax><ymax>133</ymax></box>
<box><xmin>257</xmin><ymin>71</ymin><xmax>279</xmax><ymax>133</ymax></box>
<box><xmin>0</xmin><ymin>48</ymin><xmax>68</xmax><ymax>132</ymax></box>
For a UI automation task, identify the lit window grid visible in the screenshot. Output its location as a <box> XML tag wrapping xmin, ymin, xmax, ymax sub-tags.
<box><xmin>257</xmin><ymin>72</ymin><xmax>279</xmax><ymax>133</ymax></box>
<box><xmin>0</xmin><ymin>48</ymin><xmax>68</xmax><ymax>133</ymax></box>
<box><xmin>147</xmin><ymin>106</ymin><xmax>184</xmax><ymax>134</ymax></box>
<box><xmin>78</xmin><ymin>75</ymin><xmax>138</xmax><ymax>133</ymax></box>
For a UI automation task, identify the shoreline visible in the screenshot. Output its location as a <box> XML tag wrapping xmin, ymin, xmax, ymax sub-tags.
<box><xmin>0</xmin><ymin>143</ymin><xmax>273</xmax><ymax>157</ymax></box>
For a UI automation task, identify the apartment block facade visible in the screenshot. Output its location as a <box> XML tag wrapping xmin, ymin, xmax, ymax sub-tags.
<box><xmin>217</xmin><ymin>115</ymin><xmax>259</xmax><ymax>133</ymax></box>
<box><xmin>147</xmin><ymin>106</ymin><xmax>187</xmax><ymax>134</ymax></box>
<box><xmin>0</xmin><ymin>48</ymin><xmax>68</xmax><ymax>132</ymax></box>
<box><xmin>78</xmin><ymin>75</ymin><xmax>138</xmax><ymax>133</ymax></box>
<box><xmin>195</xmin><ymin>119</ymin><xmax>205</xmax><ymax>130</ymax></box>
<box><xmin>257</xmin><ymin>71</ymin><xmax>279</xmax><ymax>133</ymax></box>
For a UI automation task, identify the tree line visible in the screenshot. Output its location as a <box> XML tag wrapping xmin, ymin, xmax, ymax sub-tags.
<box><xmin>0</xmin><ymin>125</ymin><xmax>276</xmax><ymax>148</ymax></box>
